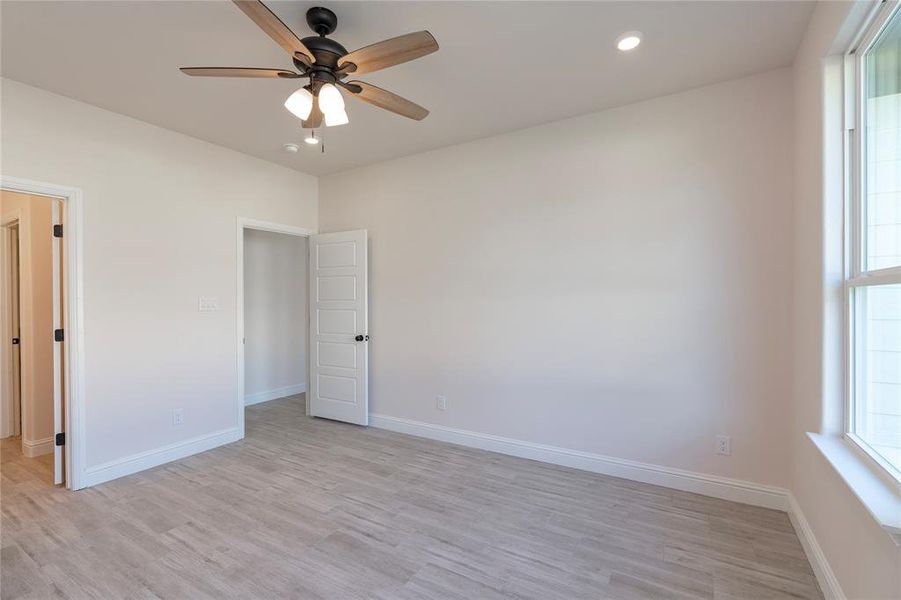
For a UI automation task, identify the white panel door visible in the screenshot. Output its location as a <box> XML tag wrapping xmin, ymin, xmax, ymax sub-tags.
<box><xmin>309</xmin><ymin>230</ymin><xmax>368</xmax><ymax>425</ymax></box>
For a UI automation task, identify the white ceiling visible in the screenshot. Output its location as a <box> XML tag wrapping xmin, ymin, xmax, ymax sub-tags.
<box><xmin>1</xmin><ymin>1</ymin><xmax>814</xmax><ymax>175</ymax></box>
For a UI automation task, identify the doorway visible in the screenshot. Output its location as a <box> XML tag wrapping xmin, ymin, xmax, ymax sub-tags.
<box><xmin>243</xmin><ymin>228</ymin><xmax>309</xmax><ymax>407</ymax></box>
<box><xmin>1</xmin><ymin>177</ymin><xmax>83</xmax><ymax>490</ymax></box>
<box><xmin>237</xmin><ymin>219</ymin><xmax>313</xmax><ymax>437</ymax></box>
<box><xmin>1</xmin><ymin>190</ymin><xmax>65</xmax><ymax>485</ymax></box>
<box><xmin>236</xmin><ymin>220</ymin><xmax>370</xmax><ymax>435</ymax></box>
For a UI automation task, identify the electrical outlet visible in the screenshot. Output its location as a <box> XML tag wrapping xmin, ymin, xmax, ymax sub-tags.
<box><xmin>716</xmin><ymin>435</ymin><xmax>731</xmax><ymax>456</ymax></box>
<box><xmin>436</xmin><ymin>395</ymin><xmax>447</xmax><ymax>411</ymax></box>
<box><xmin>173</xmin><ymin>408</ymin><xmax>184</xmax><ymax>426</ymax></box>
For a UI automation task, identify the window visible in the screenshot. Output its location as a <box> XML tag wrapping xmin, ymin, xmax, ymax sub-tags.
<box><xmin>847</xmin><ymin>1</ymin><xmax>901</xmax><ymax>481</ymax></box>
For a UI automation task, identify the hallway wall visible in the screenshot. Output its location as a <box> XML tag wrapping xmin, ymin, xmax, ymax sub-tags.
<box><xmin>243</xmin><ymin>229</ymin><xmax>308</xmax><ymax>405</ymax></box>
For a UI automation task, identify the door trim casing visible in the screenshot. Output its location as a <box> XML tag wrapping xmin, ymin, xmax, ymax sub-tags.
<box><xmin>1</xmin><ymin>176</ymin><xmax>85</xmax><ymax>490</ymax></box>
<box><xmin>236</xmin><ymin>218</ymin><xmax>315</xmax><ymax>438</ymax></box>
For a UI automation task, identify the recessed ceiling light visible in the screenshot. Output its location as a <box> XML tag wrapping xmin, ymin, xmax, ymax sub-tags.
<box><xmin>283</xmin><ymin>142</ymin><xmax>299</xmax><ymax>153</ymax></box>
<box><xmin>304</xmin><ymin>132</ymin><xmax>320</xmax><ymax>145</ymax></box>
<box><xmin>616</xmin><ymin>31</ymin><xmax>642</xmax><ymax>52</ymax></box>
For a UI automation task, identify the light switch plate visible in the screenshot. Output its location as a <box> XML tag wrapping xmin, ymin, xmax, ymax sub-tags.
<box><xmin>198</xmin><ymin>297</ymin><xmax>219</xmax><ymax>311</ymax></box>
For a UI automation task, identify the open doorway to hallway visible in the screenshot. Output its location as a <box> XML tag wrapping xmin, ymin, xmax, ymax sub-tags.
<box><xmin>242</xmin><ymin>226</ymin><xmax>309</xmax><ymax>418</ymax></box>
<box><xmin>1</xmin><ymin>190</ymin><xmax>66</xmax><ymax>486</ymax></box>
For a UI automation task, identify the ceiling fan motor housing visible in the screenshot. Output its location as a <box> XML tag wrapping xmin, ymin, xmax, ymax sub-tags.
<box><xmin>297</xmin><ymin>36</ymin><xmax>348</xmax><ymax>69</ymax></box>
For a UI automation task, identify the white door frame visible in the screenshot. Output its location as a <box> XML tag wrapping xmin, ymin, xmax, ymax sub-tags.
<box><xmin>0</xmin><ymin>176</ymin><xmax>86</xmax><ymax>490</ymax></box>
<box><xmin>236</xmin><ymin>218</ymin><xmax>315</xmax><ymax>438</ymax></box>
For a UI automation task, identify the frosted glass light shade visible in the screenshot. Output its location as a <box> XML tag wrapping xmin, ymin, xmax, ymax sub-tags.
<box><xmin>284</xmin><ymin>88</ymin><xmax>313</xmax><ymax>120</ymax></box>
<box><xmin>324</xmin><ymin>109</ymin><xmax>349</xmax><ymax>127</ymax></box>
<box><xmin>318</xmin><ymin>84</ymin><xmax>345</xmax><ymax>115</ymax></box>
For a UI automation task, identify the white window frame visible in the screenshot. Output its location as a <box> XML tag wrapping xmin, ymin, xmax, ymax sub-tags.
<box><xmin>844</xmin><ymin>0</ymin><xmax>901</xmax><ymax>484</ymax></box>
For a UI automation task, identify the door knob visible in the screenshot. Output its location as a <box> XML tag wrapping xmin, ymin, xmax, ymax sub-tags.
<box><xmin>11</xmin><ymin>337</ymin><xmax>19</xmax><ymax>345</ymax></box>
<box><xmin>354</xmin><ymin>334</ymin><xmax>369</xmax><ymax>342</ymax></box>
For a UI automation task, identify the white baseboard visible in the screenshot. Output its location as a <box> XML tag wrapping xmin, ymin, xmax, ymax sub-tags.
<box><xmin>244</xmin><ymin>383</ymin><xmax>306</xmax><ymax>406</ymax></box>
<box><xmin>369</xmin><ymin>414</ymin><xmax>790</xmax><ymax>510</ymax></box>
<box><xmin>22</xmin><ymin>436</ymin><xmax>53</xmax><ymax>457</ymax></box>
<box><xmin>82</xmin><ymin>427</ymin><xmax>242</xmax><ymax>487</ymax></box>
<box><xmin>787</xmin><ymin>493</ymin><xmax>846</xmax><ymax>600</ymax></box>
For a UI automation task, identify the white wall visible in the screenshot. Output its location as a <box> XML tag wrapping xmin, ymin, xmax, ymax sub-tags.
<box><xmin>0</xmin><ymin>190</ymin><xmax>56</xmax><ymax>454</ymax></box>
<box><xmin>320</xmin><ymin>68</ymin><xmax>795</xmax><ymax>488</ymax></box>
<box><xmin>791</xmin><ymin>2</ymin><xmax>901</xmax><ymax>598</ymax></box>
<box><xmin>0</xmin><ymin>79</ymin><xmax>317</xmax><ymax>474</ymax></box>
<box><xmin>243</xmin><ymin>229</ymin><xmax>307</xmax><ymax>403</ymax></box>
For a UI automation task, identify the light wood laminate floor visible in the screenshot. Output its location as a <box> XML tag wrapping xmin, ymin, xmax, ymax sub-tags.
<box><xmin>1</xmin><ymin>395</ymin><xmax>822</xmax><ymax>599</ymax></box>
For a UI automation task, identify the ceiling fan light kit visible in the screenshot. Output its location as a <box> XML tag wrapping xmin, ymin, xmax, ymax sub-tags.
<box><xmin>180</xmin><ymin>1</ymin><xmax>438</xmax><ymax>142</ymax></box>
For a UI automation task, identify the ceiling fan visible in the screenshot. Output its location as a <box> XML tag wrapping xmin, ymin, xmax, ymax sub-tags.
<box><xmin>180</xmin><ymin>1</ymin><xmax>438</xmax><ymax>130</ymax></box>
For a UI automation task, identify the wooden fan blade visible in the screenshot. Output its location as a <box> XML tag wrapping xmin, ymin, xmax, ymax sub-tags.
<box><xmin>347</xmin><ymin>80</ymin><xmax>429</xmax><ymax>121</ymax></box>
<box><xmin>180</xmin><ymin>67</ymin><xmax>300</xmax><ymax>78</ymax></box>
<box><xmin>338</xmin><ymin>31</ymin><xmax>437</xmax><ymax>75</ymax></box>
<box><xmin>233</xmin><ymin>1</ymin><xmax>314</xmax><ymax>64</ymax></box>
<box><xmin>302</xmin><ymin>98</ymin><xmax>323</xmax><ymax>128</ymax></box>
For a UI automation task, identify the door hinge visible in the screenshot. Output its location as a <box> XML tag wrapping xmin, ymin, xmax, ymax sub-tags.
<box><xmin>55</xmin><ymin>432</ymin><xmax>65</xmax><ymax>446</ymax></box>
<box><xmin>54</xmin><ymin>329</ymin><xmax>64</xmax><ymax>342</ymax></box>
<box><xmin>53</xmin><ymin>224</ymin><xmax>63</xmax><ymax>238</ymax></box>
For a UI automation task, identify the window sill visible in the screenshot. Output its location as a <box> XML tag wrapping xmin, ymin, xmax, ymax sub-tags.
<box><xmin>807</xmin><ymin>432</ymin><xmax>901</xmax><ymax>546</ymax></box>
